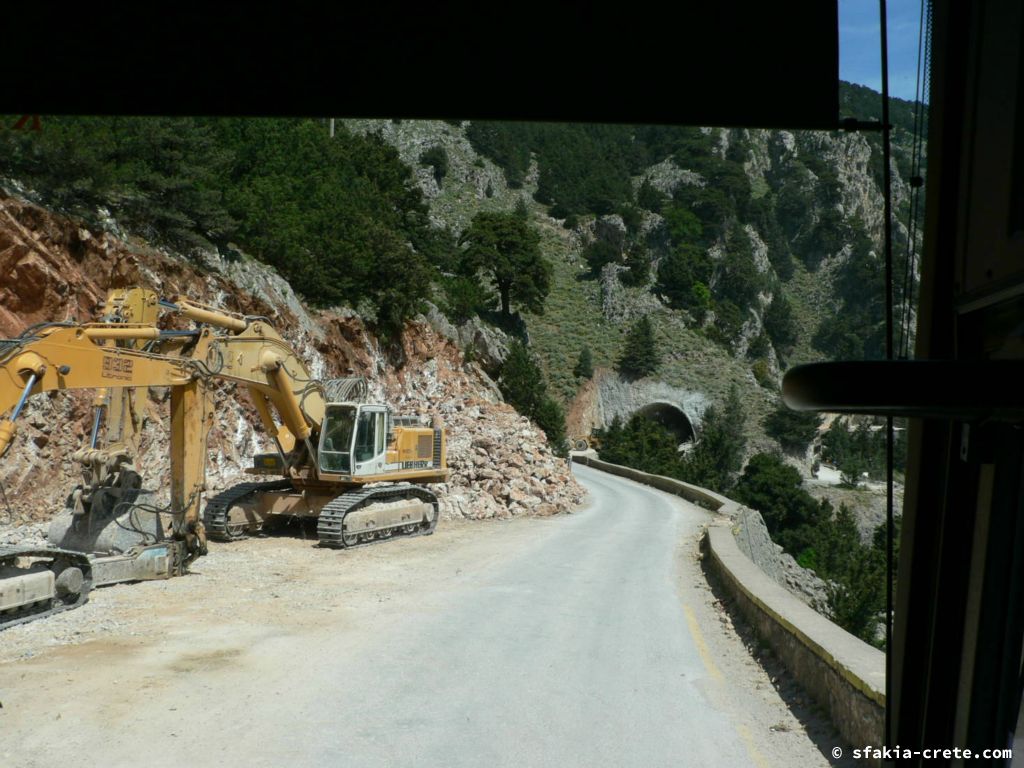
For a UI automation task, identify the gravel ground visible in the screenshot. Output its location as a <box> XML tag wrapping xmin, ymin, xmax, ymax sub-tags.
<box><xmin>0</xmin><ymin>469</ymin><xmax>846</xmax><ymax>767</ymax></box>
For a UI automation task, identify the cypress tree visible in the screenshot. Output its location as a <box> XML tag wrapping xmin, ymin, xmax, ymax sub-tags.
<box><xmin>616</xmin><ymin>316</ymin><xmax>660</xmax><ymax>378</ymax></box>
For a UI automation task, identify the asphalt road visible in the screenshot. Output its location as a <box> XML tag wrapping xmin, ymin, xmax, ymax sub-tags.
<box><xmin>0</xmin><ymin>464</ymin><xmax>833</xmax><ymax>767</ymax></box>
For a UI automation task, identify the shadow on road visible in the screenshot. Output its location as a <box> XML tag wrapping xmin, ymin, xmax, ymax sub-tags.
<box><xmin>700</xmin><ymin>554</ymin><xmax>859</xmax><ymax>768</ymax></box>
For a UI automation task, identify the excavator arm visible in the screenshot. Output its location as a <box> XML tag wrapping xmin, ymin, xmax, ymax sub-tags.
<box><xmin>0</xmin><ymin>324</ymin><xmax>211</xmax><ymax>556</ymax></box>
<box><xmin>0</xmin><ymin>290</ymin><xmax>328</xmax><ymax>560</ymax></box>
<box><xmin>0</xmin><ymin>286</ymin><xmax>445</xmax><ymax>629</ymax></box>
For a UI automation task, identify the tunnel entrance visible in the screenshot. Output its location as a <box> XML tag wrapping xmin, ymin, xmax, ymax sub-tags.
<box><xmin>634</xmin><ymin>401</ymin><xmax>695</xmax><ymax>445</ymax></box>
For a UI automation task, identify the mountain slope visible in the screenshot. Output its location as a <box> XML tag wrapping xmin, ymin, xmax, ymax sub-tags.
<box><xmin>346</xmin><ymin>87</ymin><xmax>925</xmax><ymax>461</ymax></box>
<box><xmin>0</xmin><ymin>192</ymin><xmax>583</xmax><ymax>530</ymax></box>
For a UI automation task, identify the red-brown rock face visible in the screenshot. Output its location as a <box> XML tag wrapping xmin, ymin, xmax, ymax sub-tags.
<box><xmin>0</xmin><ymin>193</ymin><xmax>583</xmax><ymax>528</ymax></box>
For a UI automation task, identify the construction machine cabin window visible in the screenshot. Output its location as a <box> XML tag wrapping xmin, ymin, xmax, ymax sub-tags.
<box><xmin>320</xmin><ymin>404</ymin><xmax>356</xmax><ymax>473</ymax></box>
<box><xmin>354</xmin><ymin>409</ymin><xmax>379</xmax><ymax>464</ymax></box>
<box><xmin>375</xmin><ymin>411</ymin><xmax>385</xmax><ymax>456</ymax></box>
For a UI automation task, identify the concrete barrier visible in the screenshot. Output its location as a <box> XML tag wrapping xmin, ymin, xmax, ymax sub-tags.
<box><xmin>572</xmin><ymin>454</ymin><xmax>740</xmax><ymax>514</ymax></box>
<box><xmin>573</xmin><ymin>453</ymin><xmax>885</xmax><ymax>751</ymax></box>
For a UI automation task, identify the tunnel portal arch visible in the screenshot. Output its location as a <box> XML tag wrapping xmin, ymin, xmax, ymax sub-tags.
<box><xmin>634</xmin><ymin>400</ymin><xmax>696</xmax><ymax>444</ymax></box>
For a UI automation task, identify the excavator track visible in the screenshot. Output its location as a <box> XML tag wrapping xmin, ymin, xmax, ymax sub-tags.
<box><xmin>317</xmin><ymin>484</ymin><xmax>439</xmax><ymax>549</ymax></box>
<box><xmin>203</xmin><ymin>479</ymin><xmax>294</xmax><ymax>541</ymax></box>
<box><xmin>0</xmin><ymin>547</ymin><xmax>93</xmax><ymax>631</ymax></box>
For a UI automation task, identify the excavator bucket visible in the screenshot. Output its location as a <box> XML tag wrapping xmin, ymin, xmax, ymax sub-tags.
<box><xmin>47</xmin><ymin>449</ymin><xmax>169</xmax><ymax>554</ymax></box>
<box><xmin>47</xmin><ymin>489</ymin><xmax>166</xmax><ymax>554</ymax></box>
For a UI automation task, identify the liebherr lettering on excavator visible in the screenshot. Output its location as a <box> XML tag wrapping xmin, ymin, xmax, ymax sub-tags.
<box><xmin>0</xmin><ymin>287</ymin><xmax>448</xmax><ymax>629</ymax></box>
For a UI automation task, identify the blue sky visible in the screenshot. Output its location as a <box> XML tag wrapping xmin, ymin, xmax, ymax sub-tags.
<box><xmin>840</xmin><ymin>0</ymin><xmax>927</xmax><ymax>102</ymax></box>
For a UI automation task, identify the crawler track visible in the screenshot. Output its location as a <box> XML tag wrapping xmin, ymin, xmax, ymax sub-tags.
<box><xmin>202</xmin><ymin>479</ymin><xmax>294</xmax><ymax>541</ymax></box>
<box><xmin>0</xmin><ymin>546</ymin><xmax>93</xmax><ymax>631</ymax></box>
<box><xmin>316</xmin><ymin>484</ymin><xmax>439</xmax><ymax>549</ymax></box>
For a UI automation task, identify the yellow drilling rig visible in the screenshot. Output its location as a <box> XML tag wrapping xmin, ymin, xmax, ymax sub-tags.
<box><xmin>0</xmin><ymin>287</ymin><xmax>448</xmax><ymax>629</ymax></box>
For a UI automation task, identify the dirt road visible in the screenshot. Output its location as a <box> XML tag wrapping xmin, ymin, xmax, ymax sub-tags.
<box><xmin>0</xmin><ymin>465</ymin><xmax>839</xmax><ymax>767</ymax></box>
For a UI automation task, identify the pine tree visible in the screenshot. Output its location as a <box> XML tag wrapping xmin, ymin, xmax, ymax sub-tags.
<box><xmin>764</xmin><ymin>294</ymin><xmax>798</xmax><ymax>357</ymax></box>
<box><xmin>534</xmin><ymin>397</ymin><xmax>568</xmax><ymax>456</ymax></box>
<box><xmin>459</xmin><ymin>211</ymin><xmax>551</xmax><ymax>317</ymax></box>
<box><xmin>680</xmin><ymin>384</ymin><xmax>746</xmax><ymax>492</ymax></box>
<box><xmin>620</xmin><ymin>244</ymin><xmax>651</xmax><ymax>287</ymax></box>
<box><xmin>616</xmin><ymin>316</ymin><xmax>660</xmax><ymax>378</ymax></box>
<box><xmin>573</xmin><ymin>347</ymin><xmax>594</xmax><ymax>380</ymax></box>
<box><xmin>499</xmin><ymin>341</ymin><xmax>546</xmax><ymax>414</ymax></box>
<box><xmin>764</xmin><ymin>403</ymin><xmax>821</xmax><ymax>454</ymax></box>
<box><xmin>498</xmin><ymin>341</ymin><xmax>567</xmax><ymax>455</ymax></box>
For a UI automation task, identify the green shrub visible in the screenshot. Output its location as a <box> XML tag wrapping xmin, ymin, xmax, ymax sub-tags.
<box><xmin>573</xmin><ymin>347</ymin><xmax>594</xmax><ymax>380</ymax></box>
<box><xmin>620</xmin><ymin>244</ymin><xmax>651</xmax><ymax>287</ymax></box>
<box><xmin>752</xmin><ymin>360</ymin><xmax>774</xmax><ymax>388</ymax></box>
<box><xmin>595</xmin><ymin>414</ymin><xmax>683</xmax><ymax>478</ymax></box>
<box><xmin>637</xmin><ymin>179</ymin><xmax>665</xmax><ymax>213</ymax></box>
<box><xmin>654</xmin><ymin>244</ymin><xmax>712</xmax><ymax>316</ymax></box>
<box><xmin>709</xmin><ymin>300</ymin><xmax>744</xmax><ymax>345</ymax></box>
<box><xmin>583</xmin><ymin>240</ymin><xmax>620</xmax><ymax>275</ymax></box>
<box><xmin>764</xmin><ymin>294</ymin><xmax>798</xmax><ymax>358</ymax></box>
<box><xmin>419</xmin><ymin>145</ymin><xmax>449</xmax><ymax>186</ymax></box>
<box><xmin>618</xmin><ymin>204</ymin><xmax>642</xmax><ymax>234</ymax></box>
<box><xmin>662</xmin><ymin>204</ymin><xmax>703</xmax><ymax>245</ymax></box>
<box><xmin>747</xmin><ymin>332</ymin><xmax>771</xmax><ymax>360</ymax></box>
<box><xmin>733</xmin><ymin>453</ymin><xmax>829</xmax><ymax>554</ymax></box>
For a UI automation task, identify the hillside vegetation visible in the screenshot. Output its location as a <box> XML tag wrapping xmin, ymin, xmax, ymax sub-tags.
<box><xmin>0</xmin><ymin>117</ymin><xmax>455</xmax><ymax>337</ymax></box>
<box><xmin>0</xmin><ymin>84</ymin><xmax>923</xmax><ymax>463</ymax></box>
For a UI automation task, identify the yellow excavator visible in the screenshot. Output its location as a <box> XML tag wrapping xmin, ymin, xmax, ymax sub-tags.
<box><xmin>0</xmin><ymin>287</ymin><xmax>448</xmax><ymax>629</ymax></box>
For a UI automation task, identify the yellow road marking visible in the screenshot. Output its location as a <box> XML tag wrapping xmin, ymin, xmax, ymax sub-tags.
<box><xmin>684</xmin><ymin>605</ymin><xmax>772</xmax><ymax>768</ymax></box>
<box><xmin>682</xmin><ymin>604</ymin><xmax>723</xmax><ymax>683</ymax></box>
<box><xmin>735</xmin><ymin>723</ymin><xmax>773</xmax><ymax>768</ymax></box>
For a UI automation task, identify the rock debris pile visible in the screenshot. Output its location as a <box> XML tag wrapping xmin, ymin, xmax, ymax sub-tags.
<box><xmin>438</xmin><ymin>404</ymin><xmax>584</xmax><ymax>520</ymax></box>
<box><xmin>0</xmin><ymin>191</ymin><xmax>584</xmax><ymax>533</ymax></box>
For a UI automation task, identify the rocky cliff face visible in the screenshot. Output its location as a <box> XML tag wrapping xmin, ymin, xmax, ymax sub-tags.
<box><xmin>731</xmin><ymin>505</ymin><xmax>829</xmax><ymax>613</ymax></box>
<box><xmin>0</xmin><ymin>191</ymin><xmax>583</xmax><ymax>530</ymax></box>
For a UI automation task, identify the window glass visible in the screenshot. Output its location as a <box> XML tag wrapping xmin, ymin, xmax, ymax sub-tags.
<box><xmin>354</xmin><ymin>410</ymin><xmax>377</xmax><ymax>463</ymax></box>
<box><xmin>319</xmin><ymin>405</ymin><xmax>355</xmax><ymax>473</ymax></box>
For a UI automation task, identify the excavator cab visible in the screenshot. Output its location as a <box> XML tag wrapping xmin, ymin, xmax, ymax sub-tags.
<box><xmin>319</xmin><ymin>404</ymin><xmax>357</xmax><ymax>474</ymax></box>
<box><xmin>318</xmin><ymin>403</ymin><xmax>389</xmax><ymax>477</ymax></box>
<box><xmin>352</xmin><ymin>405</ymin><xmax>387</xmax><ymax>476</ymax></box>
